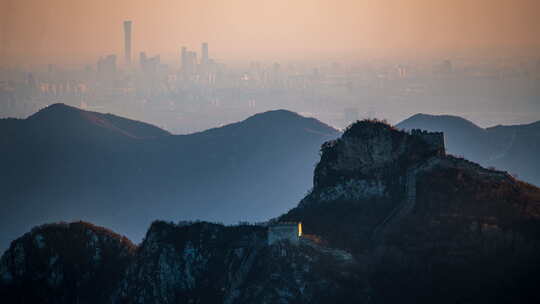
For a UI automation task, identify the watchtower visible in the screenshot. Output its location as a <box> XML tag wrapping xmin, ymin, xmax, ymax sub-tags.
<box><xmin>411</xmin><ymin>129</ymin><xmax>445</xmax><ymax>155</ymax></box>
<box><xmin>267</xmin><ymin>222</ymin><xmax>302</xmax><ymax>245</ymax></box>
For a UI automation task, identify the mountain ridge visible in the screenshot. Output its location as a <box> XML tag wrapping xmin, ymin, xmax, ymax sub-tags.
<box><xmin>24</xmin><ymin>103</ymin><xmax>171</xmax><ymax>139</ymax></box>
<box><xmin>397</xmin><ymin>112</ymin><xmax>540</xmax><ymax>186</ymax></box>
<box><xmin>2</xmin><ymin>119</ymin><xmax>540</xmax><ymax>303</ymax></box>
<box><xmin>0</xmin><ymin>105</ymin><xmax>339</xmax><ymax>252</ymax></box>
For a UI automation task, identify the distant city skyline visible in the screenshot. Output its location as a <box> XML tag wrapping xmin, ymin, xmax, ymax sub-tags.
<box><xmin>1</xmin><ymin>0</ymin><xmax>540</xmax><ymax>65</ymax></box>
<box><xmin>1</xmin><ymin>0</ymin><xmax>539</xmax><ymax>138</ymax></box>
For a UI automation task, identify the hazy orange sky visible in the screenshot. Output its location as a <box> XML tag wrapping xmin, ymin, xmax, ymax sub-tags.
<box><xmin>1</xmin><ymin>0</ymin><xmax>539</xmax><ymax>65</ymax></box>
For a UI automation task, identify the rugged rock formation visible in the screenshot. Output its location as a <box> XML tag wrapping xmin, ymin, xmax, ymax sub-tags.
<box><xmin>306</xmin><ymin>120</ymin><xmax>439</xmax><ymax>204</ymax></box>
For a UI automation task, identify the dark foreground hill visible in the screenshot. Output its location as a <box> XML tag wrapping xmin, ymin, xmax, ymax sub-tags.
<box><xmin>397</xmin><ymin>113</ymin><xmax>540</xmax><ymax>186</ymax></box>
<box><xmin>0</xmin><ymin>104</ymin><xmax>338</xmax><ymax>251</ymax></box>
<box><xmin>0</xmin><ymin>221</ymin><xmax>136</xmax><ymax>304</ymax></box>
<box><xmin>1</xmin><ymin>221</ymin><xmax>360</xmax><ymax>304</ymax></box>
<box><xmin>2</xmin><ymin>119</ymin><xmax>540</xmax><ymax>303</ymax></box>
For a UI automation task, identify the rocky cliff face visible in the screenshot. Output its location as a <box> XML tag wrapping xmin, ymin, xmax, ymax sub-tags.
<box><xmin>305</xmin><ymin>120</ymin><xmax>437</xmax><ymax>205</ymax></box>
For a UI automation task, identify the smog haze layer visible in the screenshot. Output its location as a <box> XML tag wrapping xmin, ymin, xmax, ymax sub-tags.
<box><xmin>1</xmin><ymin>0</ymin><xmax>540</xmax><ymax>65</ymax></box>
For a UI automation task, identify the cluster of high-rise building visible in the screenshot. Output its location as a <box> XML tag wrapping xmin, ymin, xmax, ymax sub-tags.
<box><xmin>1</xmin><ymin>19</ymin><xmax>540</xmax><ymax>133</ymax></box>
<box><xmin>179</xmin><ymin>43</ymin><xmax>217</xmax><ymax>84</ymax></box>
<box><xmin>95</xmin><ymin>21</ymin><xmax>218</xmax><ymax>85</ymax></box>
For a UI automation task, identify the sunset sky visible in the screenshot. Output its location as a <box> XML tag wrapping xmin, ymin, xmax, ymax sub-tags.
<box><xmin>1</xmin><ymin>0</ymin><xmax>540</xmax><ymax>65</ymax></box>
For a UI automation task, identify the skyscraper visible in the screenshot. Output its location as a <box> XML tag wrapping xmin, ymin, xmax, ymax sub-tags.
<box><xmin>123</xmin><ymin>20</ymin><xmax>132</xmax><ymax>65</ymax></box>
<box><xmin>181</xmin><ymin>46</ymin><xmax>187</xmax><ymax>69</ymax></box>
<box><xmin>201</xmin><ymin>42</ymin><xmax>208</xmax><ymax>65</ymax></box>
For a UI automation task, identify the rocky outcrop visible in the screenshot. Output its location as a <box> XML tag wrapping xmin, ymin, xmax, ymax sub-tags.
<box><xmin>299</xmin><ymin>120</ymin><xmax>439</xmax><ymax>210</ymax></box>
<box><xmin>313</xmin><ymin>120</ymin><xmax>437</xmax><ymax>189</ymax></box>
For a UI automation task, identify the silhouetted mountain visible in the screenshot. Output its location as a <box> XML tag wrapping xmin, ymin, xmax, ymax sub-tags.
<box><xmin>397</xmin><ymin>113</ymin><xmax>540</xmax><ymax>185</ymax></box>
<box><xmin>26</xmin><ymin>103</ymin><xmax>171</xmax><ymax>139</ymax></box>
<box><xmin>485</xmin><ymin>121</ymin><xmax>540</xmax><ymax>185</ymax></box>
<box><xmin>0</xmin><ymin>104</ymin><xmax>338</xmax><ymax>251</ymax></box>
<box><xmin>2</xmin><ymin>119</ymin><xmax>539</xmax><ymax>303</ymax></box>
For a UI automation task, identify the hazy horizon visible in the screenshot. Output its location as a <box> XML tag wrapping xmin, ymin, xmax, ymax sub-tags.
<box><xmin>2</xmin><ymin>0</ymin><xmax>540</xmax><ymax>65</ymax></box>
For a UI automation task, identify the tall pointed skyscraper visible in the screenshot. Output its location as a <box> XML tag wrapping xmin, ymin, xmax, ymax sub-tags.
<box><xmin>123</xmin><ymin>21</ymin><xmax>132</xmax><ymax>65</ymax></box>
<box><xmin>201</xmin><ymin>42</ymin><xmax>208</xmax><ymax>65</ymax></box>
